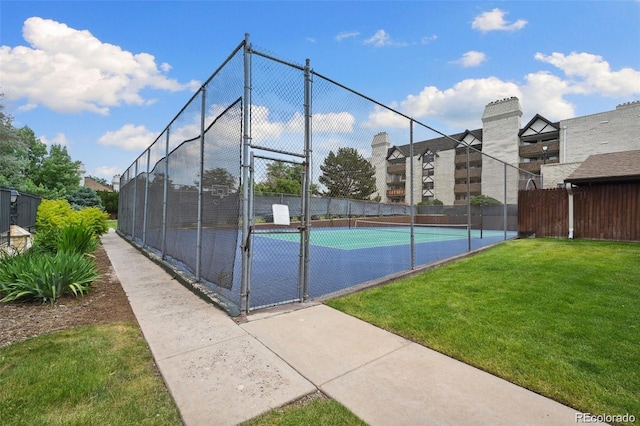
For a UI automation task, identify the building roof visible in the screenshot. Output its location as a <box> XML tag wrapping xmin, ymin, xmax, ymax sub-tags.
<box><xmin>84</xmin><ymin>176</ymin><xmax>114</xmax><ymax>192</ymax></box>
<box><xmin>518</xmin><ymin>114</ymin><xmax>559</xmax><ymax>137</ymax></box>
<box><xmin>565</xmin><ymin>150</ymin><xmax>640</xmax><ymax>184</ymax></box>
<box><xmin>389</xmin><ymin>129</ymin><xmax>480</xmax><ymax>158</ymax></box>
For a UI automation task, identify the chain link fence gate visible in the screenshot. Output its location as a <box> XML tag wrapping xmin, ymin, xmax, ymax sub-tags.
<box><xmin>118</xmin><ymin>34</ymin><xmax>541</xmax><ymax>316</ymax></box>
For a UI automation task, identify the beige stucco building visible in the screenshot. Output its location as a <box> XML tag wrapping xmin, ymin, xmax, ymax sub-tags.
<box><xmin>371</xmin><ymin>98</ymin><xmax>640</xmax><ymax>205</ymax></box>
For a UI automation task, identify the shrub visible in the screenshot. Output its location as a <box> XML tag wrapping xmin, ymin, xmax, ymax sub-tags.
<box><xmin>34</xmin><ymin>200</ymin><xmax>109</xmax><ymax>251</ymax></box>
<box><xmin>74</xmin><ymin>207</ymin><xmax>109</xmax><ymax>237</ymax></box>
<box><xmin>97</xmin><ymin>190</ymin><xmax>119</xmax><ymax>216</ymax></box>
<box><xmin>0</xmin><ymin>251</ymin><xmax>99</xmax><ymax>304</ymax></box>
<box><xmin>66</xmin><ymin>186</ymin><xmax>103</xmax><ymax>210</ymax></box>
<box><xmin>36</xmin><ymin>199</ymin><xmax>74</xmax><ymax>234</ymax></box>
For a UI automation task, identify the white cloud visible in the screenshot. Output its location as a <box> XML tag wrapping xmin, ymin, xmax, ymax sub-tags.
<box><xmin>335</xmin><ymin>31</ymin><xmax>360</xmax><ymax>41</ymax></box>
<box><xmin>420</xmin><ymin>35</ymin><xmax>438</xmax><ymax>45</ymax></box>
<box><xmin>364</xmin><ymin>103</ymin><xmax>411</xmax><ymax>129</ymax></box>
<box><xmin>17</xmin><ymin>103</ymin><xmax>38</xmax><ymax>112</ymax></box>
<box><xmin>286</xmin><ymin>111</ymin><xmax>355</xmax><ymax>133</ymax></box>
<box><xmin>98</xmin><ymin>124</ymin><xmax>156</xmax><ymax>151</ymax></box>
<box><xmin>0</xmin><ymin>17</ymin><xmax>200</xmax><ymax>115</ymax></box>
<box><xmin>40</xmin><ymin>132</ymin><xmax>69</xmax><ymax>147</ymax></box>
<box><xmin>472</xmin><ymin>8</ymin><xmax>527</xmax><ymax>33</ymax></box>
<box><xmin>365</xmin><ymin>77</ymin><xmax>522</xmax><ymax>129</ymax></box>
<box><xmin>364</xmin><ymin>30</ymin><xmax>407</xmax><ymax>47</ymax></box>
<box><xmin>521</xmin><ymin>72</ymin><xmax>576</xmax><ymax>119</ymax></box>
<box><xmin>452</xmin><ymin>51</ymin><xmax>487</xmax><ymax>68</ymax></box>
<box><xmin>364</xmin><ymin>50</ymin><xmax>639</xmax><ymax>131</ymax></box>
<box><xmin>535</xmin><ymin>52</ymin><xmax>640</xmax><ymax>97</ymax></box>
<box><xmin>94</xmin><ymin>166</ymin><xmax>122</xmax><ymax>180</ymax></box>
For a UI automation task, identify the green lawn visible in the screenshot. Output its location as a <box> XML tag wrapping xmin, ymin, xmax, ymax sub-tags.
<box><xmin>241</xmin><ymin>394</ymin><xmax>366</xmax><ymax>426</ymax></box>
<box><xmin>0</xmin><ymin>323</ymin><xmax>182</xmax><ymax>425</ymax></box>
<box><xmin>327</xmin><ymin>239</ymin><xmax>640</xmax><ymax>423</ymax></box>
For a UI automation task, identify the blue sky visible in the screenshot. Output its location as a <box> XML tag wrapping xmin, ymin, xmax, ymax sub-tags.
<box><xmin>1</xmin><ymin>1</ymin><xmax>639</xmax><ymax>182</ymax></box>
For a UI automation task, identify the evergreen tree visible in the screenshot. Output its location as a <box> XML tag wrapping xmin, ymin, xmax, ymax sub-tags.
<box><xmin>319</xmin><ymin>147</ymin><xmax>377</xmax><ymax>200</ymax></box>
<box><xmin>66</xmin><ymin>186</ymin><xmax>103</xmax><ymax>209</ymax></box>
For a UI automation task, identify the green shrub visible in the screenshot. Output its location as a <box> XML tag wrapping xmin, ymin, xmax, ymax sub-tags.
<box><xmin>0</xmin><ymin>251</ymin><xmax>99</xmax><ymax>304</ymax></box>
<box><xmin>66</xmin><ymin>186</ymin><xmax>103</xmax><ymax>210</ymax></box>
<box><xmin>35</xmin><ymin>200</ymin><xmax>109</xmax><ymax>251</ymax></box>
<box><xmin>74</xmin><ymin>207</ymin><xmax>109</xmax><ymax>237</ymax></box>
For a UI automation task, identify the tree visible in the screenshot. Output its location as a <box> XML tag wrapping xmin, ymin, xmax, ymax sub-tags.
<box><xmin>319</xmin><ymin>147</ymin><xmax>377</xmax><ymax>200</ymax></box>
<box><xmin>17</xmin><ymin>126</ymin><xmax>47</xmax><ymax>178</ymax></box>
<box><xmin>0</xmin><ymin>97</ymin><xmax>81</xmax><ymax>199</ymax></box>
<box><xmin>200</xmin><ymin>168</ymin><xmax>236</xmax><ymax>192</ymax></box>
<box><xmin>255</xmin><ymin>162</ymin><xmax>302</xmax><ymax>195</ymax></box>
<box><xmin>33</xmin><ymin>145</ymin><xmax>82</xmax><ymax>197</ymax></box>
<box><xmin>0</xmin><ymin>101</ymin><xmax>29</xmax><ymax>188</ymax></box>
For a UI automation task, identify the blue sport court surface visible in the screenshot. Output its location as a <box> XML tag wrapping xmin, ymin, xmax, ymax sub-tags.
<box><xmin>247</xmin><ymin>225</ymin><xmax>516</xmax><ymax>309</ymax></box>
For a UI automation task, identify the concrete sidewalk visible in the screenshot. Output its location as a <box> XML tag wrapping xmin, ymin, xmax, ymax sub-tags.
<box><xmin>101</xmin><ymin>231</ymin><xmax>591</xmax><ymax>426</ymax></box>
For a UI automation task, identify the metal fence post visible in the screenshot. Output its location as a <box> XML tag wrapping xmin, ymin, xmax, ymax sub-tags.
<box><xmin>142</xmin><ymin>149</ymin><xmax>150</xmax><ymax>246</ymax></box>
<box><xmin>195</xmin><ymin>87</ymin><xmax>206</xmax><ymax>281</ymax></box>
<box><xmin>466</xmin><ymin>145</ymin><xmax>471</xmax><ymax>251</ymax></box>
<box><xmin>161</xmin><ymin>129</ymin><xmax>170</xmax><ymax>259</ymax></box>
<box><xmin>504</xmin><ymin>163</ymin><xmax>508</xmax><ymax>240</ymax></box>
<box><xmin>302</xmin><ymin>58</ymin><xmax>312</xmax><ymax>301</ymax></box>
<box><xmin>240</xmin><ymin>33</ymin><xmax>252</xmax><ymax>315</ymax></box>
<box><xmin>409</xmin><ymin>120</ymin><xmax>415</xmax><ymax>269</ymax></box>
<box><xmin>132</xmin><ymin>160</ymin><xmax>138</xmax><ymax>242</ymax></box>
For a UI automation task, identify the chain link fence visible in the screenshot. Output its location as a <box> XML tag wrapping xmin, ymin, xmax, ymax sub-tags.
<box><xmin>118</xmin><ymin>35</ymin><xmax>541</xmax><ymax>315</ymax></box>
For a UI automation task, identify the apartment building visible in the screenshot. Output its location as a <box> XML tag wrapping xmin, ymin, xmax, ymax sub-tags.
<box><xmin>371</xmin><ymin>98</ymin><xmax>640</xmax><ymax>204</ymax></box>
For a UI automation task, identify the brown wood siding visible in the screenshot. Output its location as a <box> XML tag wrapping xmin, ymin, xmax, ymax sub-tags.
<box><xmin>518</xmin><ymin>182</ymin><xmax>640</xmax><ymax>241</ymax></box>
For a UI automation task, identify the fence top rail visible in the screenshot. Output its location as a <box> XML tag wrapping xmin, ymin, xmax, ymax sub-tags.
<box><xmin>310</xmin><ymin>70</ymin><xmax>538</xmax><ymax>179</ymax></box>
<box><xmin>121</xmin><ymin>33</ymin><xmax>540</xmax><ymax>181</ymax></box>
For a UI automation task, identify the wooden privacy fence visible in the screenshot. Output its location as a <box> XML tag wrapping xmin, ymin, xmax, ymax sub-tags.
<box><xmin>518</xmin><ymin>182</ymin><xmax>640</xmax><ymax>241</ymax></box>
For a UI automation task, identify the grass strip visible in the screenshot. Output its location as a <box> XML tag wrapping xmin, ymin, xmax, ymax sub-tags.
<box><xmin>327</xmin><ymin>239</ymin><xmax>639</xmax><ymax>423</ymax></box>
<box><xmin>241</xmin><ymin>394</ymin><xmax>366</xmax><ymax>426</ymax></box>
<box><xmin>0</xmin><ymin>323</ymin><xmax>181</xmax><ymax>425</ymax></box>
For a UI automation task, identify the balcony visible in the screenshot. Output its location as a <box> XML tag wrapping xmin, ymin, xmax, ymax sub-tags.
<box><xmin>387</xmin><ymin>164</ymin><xmax>406</xmax><ymax>174</ymax></box>
<box><xmin>454</xmin><ymin>151</ymin><xmax>482</xmax><ymax>165</ymax></box>
<box><xmin>454</xmin><ymin>183</ymin><xmax>481</xmax><ymax>194</ymax></box>
<box><xmin>518</xmin><ymin>159</ymin><xmax>559</xmax><ymax>173</ymax></box>
<box><xmin>454</xmin><ymin>168</ymin><xmax>482</xmax><ymax>179</ymax></box>
<box><xmin>519</xmin><ymin>141</ymin><xmax>559</xmax><ymax>157</ymax></box>
<box><xmin>387</xmin><ymin>189</ymin><xmax>406</xmax><ymax>197</ymax></box>
<box><xmin>387</xmin><ymin>178</ymin><xmax>406</xmax><ymax>184</ymax></box>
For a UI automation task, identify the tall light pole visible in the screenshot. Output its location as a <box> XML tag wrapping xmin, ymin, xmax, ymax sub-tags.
<box><xmin>542</xmin><ymin>145</ymin><xmax>548</xmax><ymax>164</ymax></box>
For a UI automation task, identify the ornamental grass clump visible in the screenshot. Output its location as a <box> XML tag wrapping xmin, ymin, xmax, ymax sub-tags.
<box><xmin>0</xmin><ymin>250</ymin><xmax>99</xmax><ymax>304</ymax></box>
<box><xmin>56</xmin><ymin>223</ymin><xmax>99</xmax><ymax>255</ymax></box>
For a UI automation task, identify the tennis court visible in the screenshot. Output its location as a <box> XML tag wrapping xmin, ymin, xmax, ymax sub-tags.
<box><xmin>247</xmin><ymin>223</ymin><xmax>516</xmax><ymax>309</ymax></box>
<box><xmin>263</xmin><ymin>222</ymin><xmax>501</xmax><ymax>250</ymax></box>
